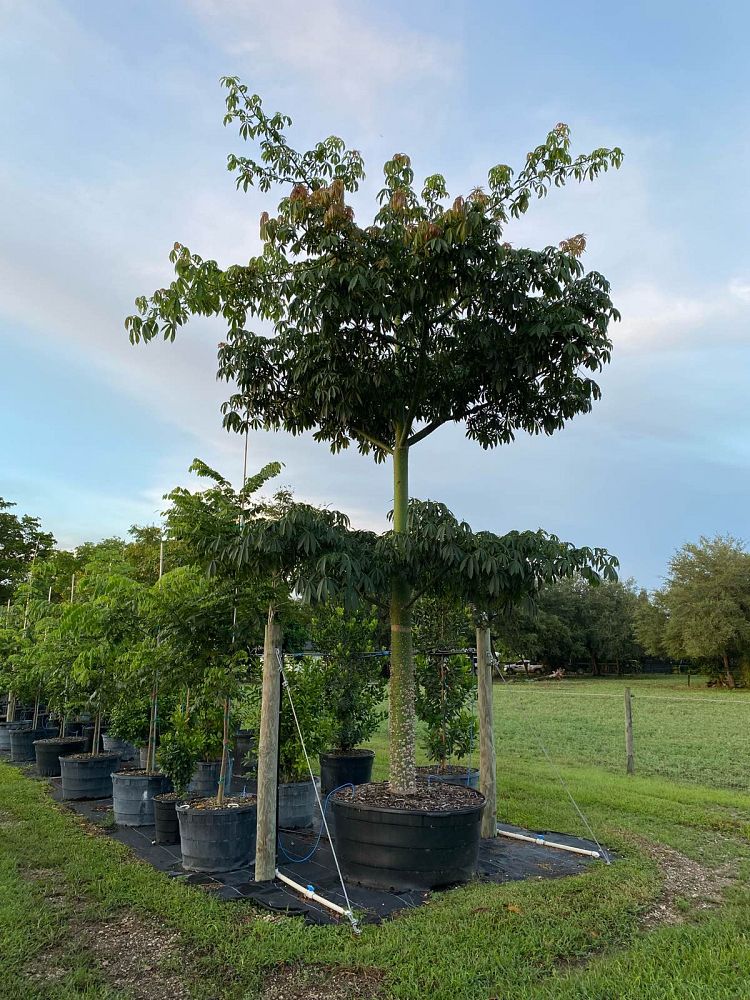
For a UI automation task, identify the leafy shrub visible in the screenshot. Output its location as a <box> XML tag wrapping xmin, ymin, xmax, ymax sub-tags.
<box><xmin>157</xmin><ymin>709</ymin><xmax>202</xmax><ymax>796</ymax></box>
<box><xmin>415</xmin><ymin>653</ymin><xmax>476</xmax><ymax>769</ymax></box>
<box><xmin>309</xmin><ymin>606</ymin><xmax>386</xmax><ymax>752</ymax></box>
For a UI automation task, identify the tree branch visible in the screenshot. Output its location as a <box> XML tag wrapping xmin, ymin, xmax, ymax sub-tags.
<box><xmin>407</xmin><ymin>418</ymin><xmax>447</xmax><ymax>447</ymax></box>
<box><xmin>352</xmin><ymin>429</ymin><xmax>393</xmax><ymax>454</ymax></box>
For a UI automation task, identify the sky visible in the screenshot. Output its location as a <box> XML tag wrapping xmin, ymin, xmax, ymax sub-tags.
<box><xmin>1</xmin><ymin>0</ymin><xmax>749</xmax><ymax>590</ymax></box>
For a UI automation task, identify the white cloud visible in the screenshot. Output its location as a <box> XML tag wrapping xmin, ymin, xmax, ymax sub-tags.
<box><xmin>729</xmin><ymin>276</ymin><xmax>750</xmax><ymax>303</ymax></box>
<box><xmin>187</xmin><ymin>0</ymin><xmax>459</xmax><ymax>126</ymax></box>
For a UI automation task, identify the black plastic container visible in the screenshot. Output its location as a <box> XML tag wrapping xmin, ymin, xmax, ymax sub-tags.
<box><xmin>233</xmin><ymin>730</ymin><xmax>255</xmax><ymax>775</ymax></box>
<box><xmin>331</xmin><ymin>790</ymin><xmax>485</xmax><ymax>890</ymax></box>
<box><xmin>177</xmin><ymin>799</ymin><xmax>257</xmax><ymax>873</ymax></box>
<box><xmin>111</xmin><ymin>771</ymin><xmax>171</xmax><ymax>826</ymax></box>
<box><xmin>153</xmin><ymin>794</ymin><xmax>181</xmax><ymax>845</ymax></box>
<box><xmin>9</xmin><ymin>727</ymin><xmax>46</xmax><ymax>762</ymax></box>
<box><xmin>0</xmin><ymin>721</ymin><xmax>30</xmax><ymax>752</ymax></box>
<box><xmin>59</xmin><ymin>754</ymin><xmax>119</xmax><ymax>800</ymax></box>
<box><xmin>417</xmin><ymin>765</ymin><xmax>480</xmax><ymax>791</ymax></box>
<box><xmin>34</xmin><ymin>737</ymin><xmax>86</xmax><ymax>777</ymax></box>
<box><xmin>187</xmin><ymin>760</ymin><xmax>221</xmax><ymax>797</ymax></box>
<box><xmin>80</xmin><ymin>725</ymin><xmax>103</xmax><ymax>755</ymax></box>
<box><xmin>319</xmin><ymin>749</ymin><xmax>375</xmax><ymax>795</ymax></box>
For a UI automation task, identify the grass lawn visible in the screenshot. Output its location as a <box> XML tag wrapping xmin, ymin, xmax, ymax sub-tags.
<box><xmin>1</xmin><ymin>676</ymin><xmax>749</xmax><ymax>999</ymax></box>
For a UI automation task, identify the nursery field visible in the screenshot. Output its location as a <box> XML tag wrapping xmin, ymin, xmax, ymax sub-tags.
<box><xmin>1</xmin><ymin>676</ymin><xmax>749</xmax><ymax>1000</ymax></box>
<box><xmin>370</xmin><ymin>674</ymin><xmax>750</xmax><ymax>792</ymax></box>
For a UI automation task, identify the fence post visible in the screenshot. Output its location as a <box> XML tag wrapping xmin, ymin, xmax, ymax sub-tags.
<box><xmin>476</xmin><ymin>626</ymin><xmax>497</xmax><ymax>838</ymax></box>
<box><xmin>624</xmin><ymin>687</ymin><xmax>635</xmax><ymax>775</ymax></box>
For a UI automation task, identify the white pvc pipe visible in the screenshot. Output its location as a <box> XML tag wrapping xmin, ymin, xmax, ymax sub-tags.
<box><xmin>496</xmin><ymin>828</ymin><xmax>603</xmax><ymax>859</ymax></box>
<box><xmin>275</xmin><ymin>869</ymin><xmax>353</xmax><ymax>919</ymax></box>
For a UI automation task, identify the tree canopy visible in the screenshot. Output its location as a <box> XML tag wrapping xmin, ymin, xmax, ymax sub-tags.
<box><xmin>128</xmin><ymin>80</ymin><xmax>622</xmax><ymax>464</ymax></box>
<box><xmin>636</xmin><ymin>536</ymin><xmax>750</xmax><ymax>686</ymax></box>
<box><xmin>0</xmin><ymin>498</ymin><xmax>55</xmax><ymax>603</ymax></box>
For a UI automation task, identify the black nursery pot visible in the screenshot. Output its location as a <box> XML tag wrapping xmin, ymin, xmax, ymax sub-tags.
<box><xmin>34</xmin><ymin>737</ymin><xmax>86</xmax><ymax>777</ymax></box>
<box><xmin>417</xmin><ymin>765</ymin><xmax>480</xmax><ymax>791</ymax></box>
<box><xmin>0</xmin><ymin>720</ymin><xmax>31</xmax><ymax>752</ymax></box>
<box><xmin>59</xmin><ymin>753</ymin><xmax>119</xmax><ymax>800</ymax></box>
<box><xmin>319</xmin><ymin>749</ymin><xmax>375</xmax><ymax>795</ymax></box>
<box><xmin>80</xmin><ymin>725</ymin><xmax>103</xmax><ymax>755</ymax></box>
<box><xmin>9</xmin><ymin>727</ymin><xmax>46</xmax><ymax>762</ymax></box>
<box><xmin>331</xmin><ymin>789</ymin><xmax>485</xmax><ymax>890</ymax></box>
<box><xmin>153</xmin><ymin>794</ymin><xmax>182</xmax><ymax>845</ymax></box>
<box><xmin>177</xmin><ymin>799</ymin><xmax>257</xmax><ymax>873</ymax></box>
<box><xmin>111</xmin><ymin>771</ymin><xmax>171</xmax><ymax>826</ymax></box>
<box><xmin>233</xmin><ymin>729</ymin><xmax>255</xmax><ymax>775</ymax></box>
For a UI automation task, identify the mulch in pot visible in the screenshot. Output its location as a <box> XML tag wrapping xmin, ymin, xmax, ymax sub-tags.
<box><xmin>35</xmin><ymin>736</ymin><xmax>88</xmax><ymax>745</ymax></box>
<box><xmin>334</xmin><ymin>780</ymin><xmax>482</xmax><ymax>812</ymax></box>
<box><xmin>66</xmin><ymin>753</ymin><xmax>120</xmax><ymax>762</ymax></box>
<box><xmin>182</xmin><ymin>794</ymin><xmax>257</xmax><ymax>811</ymax></box>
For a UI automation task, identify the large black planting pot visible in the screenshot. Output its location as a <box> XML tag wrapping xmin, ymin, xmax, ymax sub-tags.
<box><xmin>177</xmin><ymin>800</ymin><xmax>257</xmax><ymax>873</ymax></box>
<box><xmin>102</xmin><ymin>735</ymin><xmax>137</xmax><ymax>761</ymax></box>
<box><xmin>153</xmin><ymin>794</ymin><xmax>183</xmax><ymax>845</ymax></box>
<box><xmin>111</xmin><ymin>772</ymin><xmax>172</xmax><ymax>826</ymax></box>
<box><xmin>278</xmin><ymin>779</ymin><xmax>319</xmax><ymax>829</ymax></box>
<box><xmin>10</xmin><ymin>727</ymin><xmax>47</xmax><ymax>762</ymax></box>
<box><xmin>34</xmin><ymin>737</ymin><xmax>86</xmax><ymax>777</ymax></box>
<box><xmin>319</xmin><ymin>749</ymin><xmax>375</xmax><ymax>795</ymax></box>
<box><xmin>0</xmin><ymin>720</ymin><xmax>32</xmax><ymax>752</ymax></box>
<box><xmin>331</xmin><ymin>790</ymin><xmax>485</xmax><ymax>890</ymax></box>
<box><xmin>60</xmin><ymin>754</ymin><xmax>120</xmax><ymax>800</ymax></box>
<box><xmin>187</xmin><ymin>760</ymin><xmax>221</xmax><ymax>797</ymax></box>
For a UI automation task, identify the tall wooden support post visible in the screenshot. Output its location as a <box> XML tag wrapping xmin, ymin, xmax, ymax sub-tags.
<box><xmin>477</xmin><ymin>626</ymin><xmax>497</xmax><ymax>838</ymax></box>
<box><xmin>255</xmin><ymin>612</ymin><xmax>283</xmax><ymax>881</ymax></box>
<box><xmin>624</xmin><ymin>687</ymin><xmax>635</xmax><ymax>775</ymax></box>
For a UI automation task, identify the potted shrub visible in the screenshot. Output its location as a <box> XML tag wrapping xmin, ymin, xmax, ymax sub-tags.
<box><xmin>312</xmin><ymin>606</ymin><xmax>386</xmax><ymax>794</ymax></box>
<box><xmin>102</xmin><ymin>696</ymin><xmax>146</xmax><ymax>763</ymax></box>
<box><xmin>154</xmin><ymin>709</ymin><xmax>201</xmax><ymax>845</ymax></box>
<box><xmin>415</xmin><ymin>653</ymin><xmax>478</xmax><ymax>789</ymax></box>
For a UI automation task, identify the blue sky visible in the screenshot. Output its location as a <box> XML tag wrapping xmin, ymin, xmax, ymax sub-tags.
<box><xmin>2</xmin><ymin>0</ymin><xmax>749</xmax><ymax>589</ymax></box>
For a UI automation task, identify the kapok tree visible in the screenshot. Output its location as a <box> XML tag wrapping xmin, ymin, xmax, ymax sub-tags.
<box><xmin>127</xmin><ymin>79</ymin><xmax>622</xmax><ymax>795</ymax></box>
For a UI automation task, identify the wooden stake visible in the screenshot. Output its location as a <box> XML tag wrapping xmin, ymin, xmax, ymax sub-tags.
<box><xmin>255</xmin><ymin>610</ymin><xmax>283</xmax><ymax>882</ymax></box>
<box><xmin>477</xmin><ymin>626</ymin><xmax>497</xmax><ymax>838</ymax></box>
<box><xmin>624</xmin><ymin>687</ymin><xmax>635</xmax><ymax>775</ymax></box>
<box><xmin>217</xmin><ymin>696</ymin><xmax>231</xmax><ymax>807</ymax></box>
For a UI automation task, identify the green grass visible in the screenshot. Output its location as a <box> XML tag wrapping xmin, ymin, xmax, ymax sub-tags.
<box><xmin>1</xmin><ymin>676</ymin><xmax>749</xmax><ymax>999</ymax></box>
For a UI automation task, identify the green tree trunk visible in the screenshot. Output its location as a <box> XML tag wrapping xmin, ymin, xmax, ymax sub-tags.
<box><xmin>389</xmin><ymin>439</ymin><xmax>416</xmax><ymax>794</ymax></box>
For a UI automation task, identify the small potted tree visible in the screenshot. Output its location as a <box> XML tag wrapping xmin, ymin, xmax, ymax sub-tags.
<box><xmin>32</xmin><ymin>611</ymin><xmax>86</xmax><ymax>775</ymax></box>
<box><xmin>148</xmin><ymin>561</ymin><xmax>261</xmax><ymax>873</ymax></box>
<box><xmin>415</xmin><ymin>653</ymin><xmax>478</xmax><ymax>788</ymax></box>
<box><xmin>59</xmin><ymin>573</ymin><xmax>141</xmax><ymax>800</ymax></box>
<box><xmin>313</xmin><ymin>606</ymin><xmax>386</xmax><ymax>794</ymax></box>
<box><xmin>243</xmin><ymin>654</ymin><xmax>329</xmax><ymax>829</ymax></box>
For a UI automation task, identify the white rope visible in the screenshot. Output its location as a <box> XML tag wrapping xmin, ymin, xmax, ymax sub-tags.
<box><xmin>276</xmin><ymin>650</ymin><xmax>360</xmax><ymax>932</ymax></box>
<box><xmin>497</xmin><ymin>668</ymin><xmax>611</xmax><ymax>863</ymax></box>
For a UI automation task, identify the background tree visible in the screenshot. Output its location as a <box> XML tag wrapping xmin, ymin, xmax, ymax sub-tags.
<box><xmin>127</xmin><ymin>79</ymin><xmax>622</xmax><ymax>794</ymax></box>
<box><xmin>636</xmin><ymin>536</ymin><xmax>750</xmax><ymax>687</ymax></box>
<box><xmin>0</xmin><ymin>498</ymin><xmax>55</xmax><ymax>603</ymax></box>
